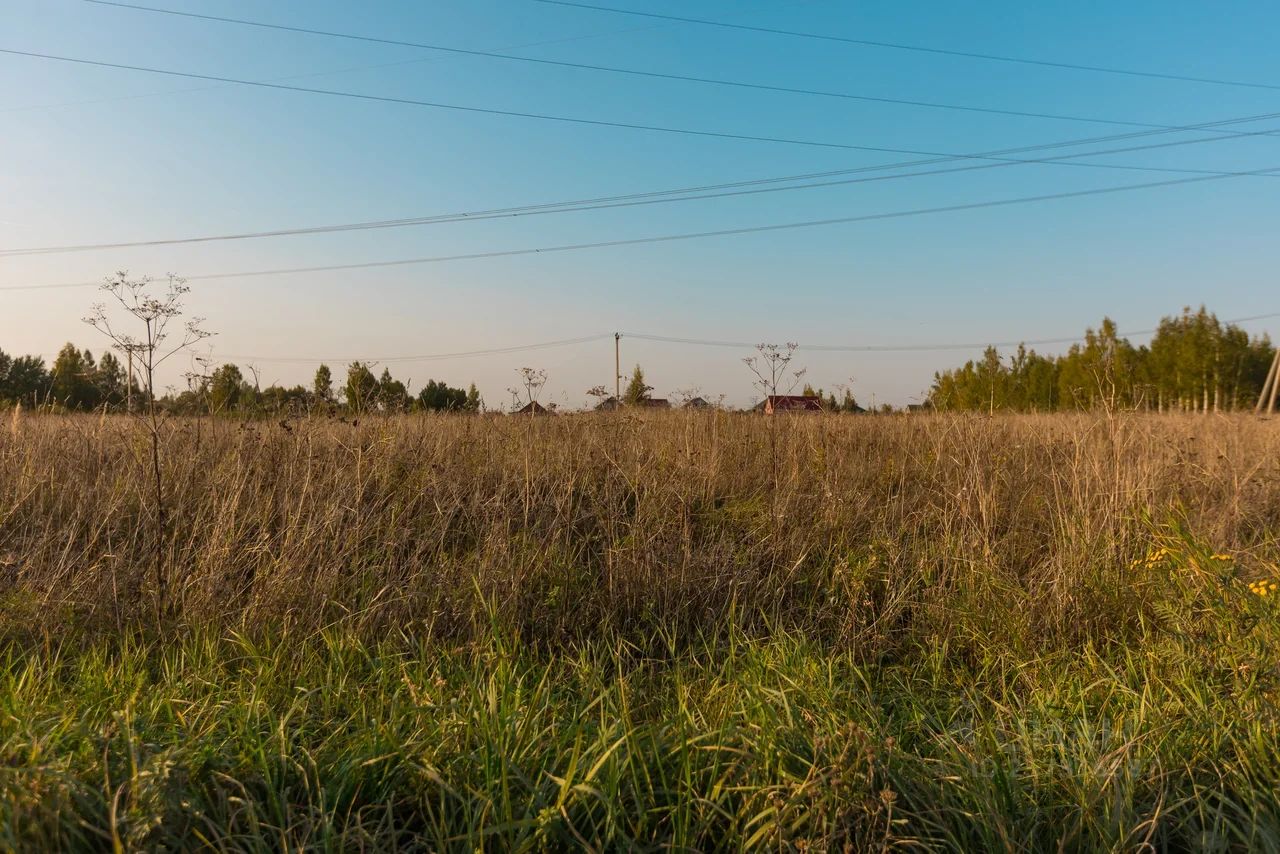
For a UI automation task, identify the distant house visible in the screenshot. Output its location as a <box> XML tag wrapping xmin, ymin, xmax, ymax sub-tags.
<box><xmin>906</xmin><ymin>402</ymin><xmax>933</xmax><ymax>413</ymax></box>
<box><xmin>599</xmin><ymin>396</ymin><xmax>675</xmax><ymax>409</ymax></box>
<box><xmin>594</xmin><ymin>396</ymin><xmax>669</xmax><ymax>410</ymax></box>
<box><xmin>684</xmin><ymin>397</ymin><xmax>711</xmax><ymax>410</ymax></box>
<box><xmin>763</xmin><ymin>395</ymin><xmax>824</xmax><ymax>414</ymax></box>
<box><xmin>514</xmin><ymin>401</ymin><xmax>554</xmax><ymax>416</ymax></box>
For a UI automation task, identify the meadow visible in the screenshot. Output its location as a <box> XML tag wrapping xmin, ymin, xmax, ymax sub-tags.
<box><xmin>1</xmin><ymin>410</ymin><xmax>1278</xmax><ymax>850</ymax></box>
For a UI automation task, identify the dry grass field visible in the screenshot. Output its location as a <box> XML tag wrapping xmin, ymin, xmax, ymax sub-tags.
<box><xmin>1</xmin><ymin>410</ymin><xmax>1279</xmax><ymax>849</ymax></box>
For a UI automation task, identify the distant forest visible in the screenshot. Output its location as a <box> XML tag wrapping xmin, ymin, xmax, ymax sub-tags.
<box><xmin>929</xmin><ymin>307</ymin><xmax>1273</xmax><ymax>412</ymax></box>
<box><xmin>0</xmin><ymin>306</ymin><xmax>1272</xmax><ymax>414</ymax></box>
<box><xmin>0</xmin><ymin>347</ymin><xmax>479</xmax><ymax>415</ymax></box>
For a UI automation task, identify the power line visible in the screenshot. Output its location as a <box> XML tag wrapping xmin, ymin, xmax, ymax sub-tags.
<box><xmin>6</xmin><ymin>109</ymin><xmax>1280</xmax><ymax>257</ymax></box>
<box><xmin>7</xmin><ymin>43</ymin><xmax>1280</xmax><ymax>169</ymax></box>
<box><xmin>82</xmin><ymin>0</ymin><xmax>1245</xmax><ymax>134</ymax></box>
<box><xmin>216</xmin><ymin>334</ymin><xmax>614</xmax><ymax>364</ymax></box>
<box><xmin>0</xmin><ymin>46</ymin><xmax>1061</xmax><ymax>156</ymax></box>
<box><xmin>64</xmin><ymin>312</ymin><xmax>1277</xmax><ymax>366</ymax></box>
<box><xmin>535</xmin><ymin>0</ymin><xmax>1280</xmax><ymax>93</ymax></box>
<box><xmin>2</xmin><ymin>19</ymin><xmax>671</xmax><ymax>113</ymax></box>
<box><xmin>7</xmin><ymin>163</ymin><xmax>1278</xmax><ymax>292</ymax></box>
<box><xmin>623</xmin><ymin>312</ymin><xmax>1280</xmax><ymax>352</ymax></box>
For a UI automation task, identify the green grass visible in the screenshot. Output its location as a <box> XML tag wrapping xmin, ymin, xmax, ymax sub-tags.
<box><xmin>2</xmin><ymin>541</ymin><xmax>1278</xmax><ymax>851</ymax></box>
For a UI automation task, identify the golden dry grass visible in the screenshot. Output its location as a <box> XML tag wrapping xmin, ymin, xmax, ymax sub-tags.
<box><xmin>2</xmin><ymin>410</ymin><xmax>1277</xmax><ymax>649</ymax></box>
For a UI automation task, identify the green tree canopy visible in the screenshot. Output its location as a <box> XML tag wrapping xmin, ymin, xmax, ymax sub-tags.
<box><xmin>96</xmin><ymin>352</ymin><xmax>127</xmax><ymax>406</ymax></box>
<box><xmin>50</xmin><ymin>344</ymin><xmax>99</xmax><ymax>410</ymax></box>
<box><xmin>623</xmin><ymin>365</ymin><xmax>652</xmax><ymax>406</ymax></box>
<box><xmin>377</xmin><ymin>368</ymin><xmax>410</xmax><ymax>412</ymax></box>
<box><xmin>3</xmin><ymin>355</ymin><xmax>50</xmax><ymax>405</ymax></box>
<box><xmin>464</xmin><ymin>383</ymin><xmax>482</xmax><ymax>413</ymax></box>
<box><xmin>209</xmin><ymin>364</ymin><xmax>244</xmax><ymax>414</ymax></box>
<box><xmin>418</xmin><ymin>379</ymin><xmax>468</xmax><ymax>412</ymax></box>
<box><xmin>929</xmin><ymin>308</ymin><xmax>1273</xmax><ymax>413</ymax></box>
<box><xmin>313</xmin><ymin>364</ymin><xmax>334</xmax><ymax>404</ymax></box>
<box><xmin>345</xmin><ymin>362</ymin><xmax>379</xmax><ymax>414</ymax></box>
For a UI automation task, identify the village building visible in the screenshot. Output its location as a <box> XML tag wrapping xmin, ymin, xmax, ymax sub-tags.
<box><xmin>762</xmin><ymin>395</ymin><xmax>824</xmax><ymax>414</ymax></box>
<box><xmin>595</xmin><ymin>397</ymin><xmax>671</xmax><ymax>410</ymax></box>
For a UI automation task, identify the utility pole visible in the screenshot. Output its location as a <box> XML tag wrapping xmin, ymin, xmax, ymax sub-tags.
<box><xmin>614</xmin><ymin>332</ymin><xmax>621</xmax><ymax>404</ymax></box>
<box><xmin>126</xmin><ymin>348</ymin><xmax>134</xmax><ymax>413</ymax></box>
<box><xmin>1258</xmin><ymin>346</ymin><xmax>1280</xmax><ymax>414</ymax></box>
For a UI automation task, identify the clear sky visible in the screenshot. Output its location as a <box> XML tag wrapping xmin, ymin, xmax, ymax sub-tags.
<box><xmin>2</xmin><ymin>0</ymin><xmax>1278</xmax><ymax>407</ymax></box>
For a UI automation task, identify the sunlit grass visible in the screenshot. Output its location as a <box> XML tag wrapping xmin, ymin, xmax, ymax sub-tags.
<box><xmin>2</xmin><ymin>593</ymin><xmax>1278</xmax><ymax>850</ymax></box>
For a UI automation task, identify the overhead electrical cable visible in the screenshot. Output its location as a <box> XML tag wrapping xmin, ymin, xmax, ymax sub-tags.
<box><xmin>5</xmin><ymin>107</ymin><xmax>1280</xmax><ymax>257</ymax></box>
<box><xmin>0</xmin><ymin>47</ymin><xmax>1073</xmax><ymax>156</ymax></box>
<box><xmin>102</xmin><ymin>311</ymin><xmax>1280</xmax><ymax>366</ymax></box>
<box><xmin>622</xmin><ymin>311</ymin><xmax>1280</xmax><ymax>352</ymax></box>
<box><xmin>7</xmin><ymin>163</ymin><xmax>1279</xmax><ymax>292</ymax></box>
<box><xmin>5</xmin><ymin>44</ymin><xmax>1280</xmax><ymax>165</ymax></box>
<box><xmin>81</xmin><ymin>0</ymin><xmax>1255</xmax><ymax>134</ymax></box>
<box><xmin>2</xmin><ymin>18</ymin><xmax>671</xmax><ymax>113</ymax></box>
<box><xmin>218</xmin><ymin>334</ymin><xmax>614</xmax><ymax>364</ymax></box>
<box><xmin>534</xmin><ymin>0</ymin><xmax>1280</xmax><ymax>93</ymax></box>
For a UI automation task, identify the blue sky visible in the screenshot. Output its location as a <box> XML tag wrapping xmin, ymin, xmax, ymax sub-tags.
<box><xmin>2</xmin><ymin>0</ymin><xmax>1278</xmax><ymax>407</ymax></box>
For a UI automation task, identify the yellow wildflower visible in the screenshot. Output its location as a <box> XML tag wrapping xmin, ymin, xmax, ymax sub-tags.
<box><xmin>1248</xmin><ymin>579</ymin><xmax>1278</xmax><ymax>597</ymax></box>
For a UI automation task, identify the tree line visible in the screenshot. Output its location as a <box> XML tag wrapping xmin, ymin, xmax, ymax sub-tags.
<box><xmin>0</xmin><ymin>343</ymin><xmax>140</xmax><ymax>410</ymax></box>
<box><xmin>4</xmin><ymin>305</ymin><xmax>1274</xmax><ymax>415</ymax></box>
<box><xmin>0</xmin><ymin>346</ymin><xmax>481</xmax><ymax>415</ymax></box>
<box><xmin>929</xmin><ymin>307</ymin><xmax>1274</xmax><ymax>412</ymax></box>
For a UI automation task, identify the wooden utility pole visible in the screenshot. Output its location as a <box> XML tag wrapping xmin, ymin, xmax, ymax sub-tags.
<box><xmin>614</xmin><ymin>332</ymin><xmax>621</xmax><ymax>404</ymax></box>
<box><xmin>126</xmin><ymin>348</ymin><xmax>134</xmax><ymax>413</ymax></box>
<box><xmin>1258</xmin><ymin>347</ymin><xmax>1280</xmax><ymax>414</ymax></box>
